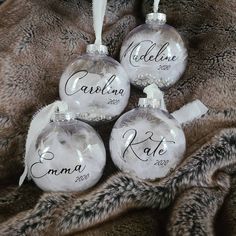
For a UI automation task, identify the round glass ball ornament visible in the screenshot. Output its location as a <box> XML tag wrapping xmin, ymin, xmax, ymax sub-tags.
<box><xmin>109</xmin><ymin>98</ymin><xmax>186</xmax><ymax>180</ymax></box>
<box><xmin>59</xmin><ymin>44</ymin><xmax>130</xmax><ymax>124</ymax></box>
<box><xmin>120</xmin><ymin>12</ymin><xmax>188</xmax><ymax>89</ymax></box>
<box><xmin>26</xmin><ymin>112</ymin><xmax>106</xmax><ymax>192</ymax></box>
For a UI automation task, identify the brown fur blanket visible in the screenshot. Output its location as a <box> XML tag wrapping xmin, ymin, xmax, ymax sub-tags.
<box><xmin>0</xmin><ymin>0</ymin><xmax>235</xmax><ymax>235</ymax></box>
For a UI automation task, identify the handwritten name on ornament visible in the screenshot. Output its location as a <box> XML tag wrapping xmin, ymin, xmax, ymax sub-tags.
<box><xmin>64</xmin><ymin>70</ymin><xmax>125</xmax><ymax>97</ymax></box>
<box><xmin>122</xmin><ymin>129</ymin><xmax>175</xmax><ymax>162</ymax></box>
<box><xmin>122</xmin><ymin>41</ymin><xmax>177</xmax><ymax>67</ymax></box>
<box><xmin>30</xmin><ymin>150</ymin><xmax>86</xmax><ymax>179</ymax></box>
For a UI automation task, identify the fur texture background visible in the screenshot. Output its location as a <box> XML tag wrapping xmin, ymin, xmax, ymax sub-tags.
<box><xmin>0</xmin><ymin>0</ymin><xmax>235</xmax><ymax>235</ymax></box>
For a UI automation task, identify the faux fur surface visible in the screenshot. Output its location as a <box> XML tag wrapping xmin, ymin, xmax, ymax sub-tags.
<box><xmin>0</xmin><ymin>0</ymin><xmax>235</xmax><ymax>235</ymax></box>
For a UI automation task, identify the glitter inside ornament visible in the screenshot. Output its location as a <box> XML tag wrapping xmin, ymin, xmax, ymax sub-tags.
<box><xmin>109</xmin><ymin>85</ymin><xmax>186</xmax><ymax>180</ymax></box>
<box><xmin>26</xmin><ymin>112</ymin><xmax>106</xmax><ymax>192</ymax></box>
<box><xmin>120</xmin><ymin>12</ymin><xmax>188</xmax><ymax>89</ymax></box>
<box><xmin>59</xmin><ymin>45</ymin><xmax>130</xmax><ymax>124</ymax></box>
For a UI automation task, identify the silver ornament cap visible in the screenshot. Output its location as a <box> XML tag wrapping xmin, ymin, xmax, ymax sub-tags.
<box><xmin>146</xmin><ymin>12</ymin><xmax>167</xmax><ymax>24</ymax></box>
<box><xmin>138</xmin><ymin>84</ymin><xmax>167</xmax><ymax>110</ymax></box>
<box><xmin>138</xmin><ymin>98</ymin><xmax>161</xmax><ymax>109</ymax></box>
<box><xmin>86</xmin><ymin>44</ymin><xmax>108</xmax><ymax>55</ymax></box>
<box><xmin>52</xmin><ymin>112</ymin><xmax>76</xmax><ymax>122</ymax></box>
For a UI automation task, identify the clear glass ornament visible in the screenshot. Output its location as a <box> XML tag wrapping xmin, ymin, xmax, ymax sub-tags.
<box><xmin>26</xmin><ymin>112</ymin><xmax>106</xmax><ymax>192</ymax></box>
<box><xmin>109</xmin><ymin>98</ymin><xmax>186</xmax><ymax>180</ymax></box>
<box><xmin>120</xmin><ymin>13</ymin><xmax>188</xmax><ymax>89</ymax></box>
<box><xmin>59</xmin><ymin>45</ymin><xmax>130</xmax><ymax>124</ymax></box>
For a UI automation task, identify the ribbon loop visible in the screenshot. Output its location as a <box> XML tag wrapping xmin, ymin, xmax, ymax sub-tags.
<box><xmin>19</xmin><ymin>101</ymin><xmax>68</xmax><ymax>186</ymax></box>
<box><xmin>154</xmin><ymin>0</ymin><xmax>160</xmax><ymax>13</ymax></box>
<box><xmin>93</xmin><ymin>0</ymin><xmax>107</xmax><ymax>45</ymax></box>
<box><xmin>171</xmin><ymin>100</ymin><xmax>208</xmax><ymax>125</ymax></box>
